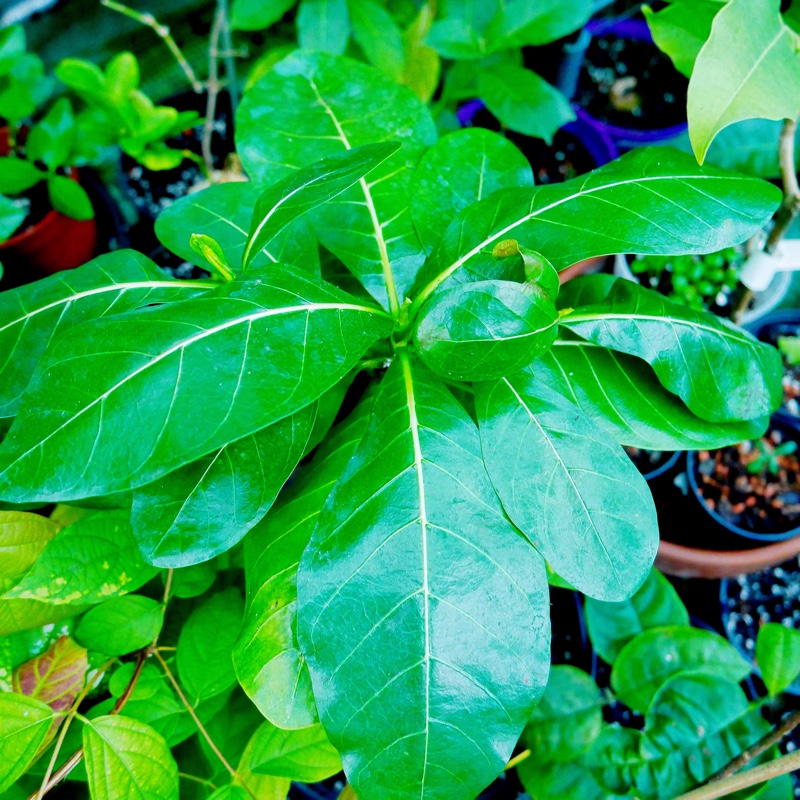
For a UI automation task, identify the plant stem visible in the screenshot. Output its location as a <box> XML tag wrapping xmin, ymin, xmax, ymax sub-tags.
<box><xmin>218</xmin><ymin>0</ymin><xmax>239</xmax><ymax>117</ymax></box>
<box><xmin>505</xmin><ymin>749</ymin><xmax>531</xmax><ymax>771</ymax></box>
<box><xmin>179</xmin><ymin>772</ymin><xmax>218</xmax><ymax>789</ymax></box>
<box><xmin>674</xmin><ymin>749</ymin><xmax>800</xmax><ymax>800</ymax></box>
<box><xmin>202</xmin><ymin>0</ymin><xmax>226</xmax><ymax>180</ymax></box>
<box><xmin>765</xmin><ymin>117</ymin><xmax>800</xmax><ymax>254</ymax></box>
<box><xmin>99</xmin><ymin>0</ymin><xmax>202</xmax><ymax>93</ymax></box>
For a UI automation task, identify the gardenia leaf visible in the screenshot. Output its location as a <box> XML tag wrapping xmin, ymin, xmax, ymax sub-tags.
<box><xmin>132</xmin><ymin>402</ymin><xmax>317</xmax><ymax>568</ymax></box>
<box><xmin>0</xmin><ymin>268</ymin><xmax>392</xmax><ymax>503</ymax></box>
<box><xmin>584</xmin><ymin>569</ymin><xmax>689</xmax><ymax>664</ymax></box>
<box><xmin>298</xmin><ymin>352</ymin><xmax>550</xmax><ymax>800</ymax></box>
<box><xmin>247</xmin><ymin>720</ymin><xmax>341</xmax><ymax>781</ymax></box>
<box><xmin>688</xmin><ymin>0</ymin><xmax>800</xmax><ymax>163</ymax></box>
<box><xmin>0</xmin><ymin>249</ymin><xmax>212</xmax><ymax>420</ymax></box>
<box><xmin>237</xmin><ymin>51</ymin><xmax>437</xmax><ymax>310</ymax></box>
<box><xmin>242</xmin><ymin>142</ymin><xmax>400</xmax><ymax>270</ymax></box>
<box><xmin>534</xmin><ymin>340</ymin><xmax>768</xmax><ymax>450</ymax></box>
<box><xmin>0</xmin><ymin>511</ymin><xmax>60</xmax><ymax>594</ymax></box>
<box><xmin>0</xmin><ymin>693</ymin><xmax>54</xmax><ymax>793</ymax></box>
<box><xmin>83</xmin><ymin>715</ymin><xmax>179</xmax><ymax>800</ymax></box>
<box><xmin>413</xmin><ymin>280</ymin><xmax>558</xmax><ymax>381</ymax></box>
<box><xmin>234</xmin><ymin>393</ymin><xmax>373</xmax><ymax>729</ymax></box>
<box><xmin>756</xmin><ymin>622</ymin><xmax>800</xmax><ymax>696</ymax></box>
<box><xmin>560</xmin><ymin>279</ymin><xmax>782</xmax><ymax>423</ymax></box>
<box><xmin>75</xmin><ymin>595</ymin><xmax>162</xmax><ymax>657</ymax></box>
<box><xmin>476</xmin><ymin>378</ymin><xmax>658</xmax><ymax>602</ymax></box>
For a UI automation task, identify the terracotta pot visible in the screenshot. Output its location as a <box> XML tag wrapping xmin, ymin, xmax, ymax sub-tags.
<box><xmin>559</xmin><ymin>255</ymin><xmax>609</xmax><ymax>284</ymax></box>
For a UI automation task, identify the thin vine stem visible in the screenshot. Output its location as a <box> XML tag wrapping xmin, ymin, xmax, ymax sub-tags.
<box><xmin>765</xmin><ymin>117</ymin><xmax>800</xmax><ymax>253</ymax></box>
<box><xmin>202</xmin><ymin>0</ymin><xmax>226</xmax><ymax>180</ymax></box>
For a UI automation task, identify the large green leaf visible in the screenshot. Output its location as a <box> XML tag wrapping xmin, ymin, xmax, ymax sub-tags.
<box><xmin>75</xmin><ymin>595</ymin><xmax>162</xmax><ymax>656</ymax></box>
<box><xmin>234</xmin><ymin>394</ymin><xmax>373</xmax><ymax>729</ymax></box>
<box><xmin>83</xmin><ymin>715</ymin><xmax>179</xmax><ymax>800</ymax></box>
<box><xmin>610</xmin><ymin>626</ymin><xmax>750</xmax><ymax>714</ymax></box>
<box><xmin>411</xmin><ymin>147</ymin><xmax>781</xmax><ymax>308</ymax></box>
<box><xmin>0</xmin><ymin>693</ymin><xmax>54</xmax><ymax>793</ymax></box>
<box><xmin>0</xmin><ymin>268</ymin><xmax>392</xmax><ymax>503</ymax></box>
<box><xmin>5</xmin><ymin>511</ymin><xmax>158</xmax><ymax>605</ymax></box>
<box><xmin>242</xmin><ymin>142</ymin><xmax>399</xmax><ymax>270</ymax></box>
<box><xmin>413</xmin><ymin>280</ymin><xmax>558</xmax><ymax>381</ymax></box>
<box><xmin>237</xmin><ymin>51</ymin><xmax>437</xmax><ymax>311</ymax></box>
<box><xmin>247</xmin><ymin>721</ymin><xmax>341</xmax><ymax>781</ymax></box>
<box><xmin>643</xmin><ymin>1</ymin><xmax>719</xmax><ymax>77</ymax></box>
<box><xmin>534</xmin><ymin>340</ymin><xmax>767</xmax><ymax>450</ymax></box>
<box><xmin>688</xmin><ymin>0</ymin><xmax>800</xmax><ymax>163</ymax></box>
<box><xmin>298</xmin><ymin>352</ymin><xmax>550</xmax><ymax>800</ymax></box>
<box><xmin>132</xmin><ymin>403</ymin><xmax>316</xmax><ymax>568</ymax></box>
<box><xmin>0</xmin><ymin>250</ymin><xmax>210</xmax><ymax>420</ymax></box>
<box><xmin>409</xmin><ymin>128</ymin><xmax>533</xmax><ymax>255</ymax></box>
<box><xmin>560</xmin><ymin>279</ymin><xmax>782</xmax><ymax>423</ymax></box>
<box><xmin>155</xmin><ymin>183</ymin><xmax>319</xmax><ymax>275</ymax></box>
<box><xmin>476</xmin><ymin>377</ymin><xmax>658</xmax><ymax>602</ymax></box>
<box><xmin>585</xmin><ymin>570</ymin><xmax>689</xmax><ymax>665</ymax></box>
<box><xmin>0</xmin><ymin>511</ymin><xmax>60</xmax><ymax>593</ymax></box>
<box><xmin>756</xmin><ymin>623</ymin><xmax>800</xmax><ymax>697</ymax></box>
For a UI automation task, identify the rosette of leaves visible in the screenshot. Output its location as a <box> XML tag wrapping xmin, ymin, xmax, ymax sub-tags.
<box><xmin>0</xmin><ymin>52</ymin><xmax>784</xmax><ymax>800</ymax></box>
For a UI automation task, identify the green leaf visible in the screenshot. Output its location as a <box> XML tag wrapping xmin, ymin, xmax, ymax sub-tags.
<box><xmin>585</xmin><ymin>570</ymin><xmax>689</xmax><ymax>665</ymax></box>
<box><xmin>643</xmin><ymin>1</ymin><xmax>719</xmax><ymax>78</ymax></box>
<box><xmin>0</xmin><ymin>268</ymin><xmax>392</xmax><ymax>503</ymax></box>
<box><xmin>688</xmin><ymin>0</ymin><xmax>800</xmax><ymax>163</ymax></box>
<box><xmin>0</xmin><ymin>511</ymin><xmax>60</xmax><ymax>594</ymax></box>
<box><xmin>0</xmin><ymin>54</ymin><xmax>50</xmax><ymax>124</ymax></box>
<box><xmin>47</xmin><ymin>175</ymin><xmax>93</xmax><ymax>221</ymax></box>
<box><xmin>170</xmin><ymin>563</ymin><xmax>216</xmax><ymax>599</ymax></box>
<box><xmin>237</xmin><ymin>51</ymin><xmax>437</xmax><ymax>309</ymax></box>
<box><xmin>234</xmin><ymin>394</ymin><xmax>373</xmax><ymax>728</ymax></box>
<box><xmin>177</xmin><ymin>588</ymin><xmax>244</xmax><ymax>704</ymax></box>
<box><xmin>413</xmin><ymin>280</ymin><xmax>559</xmax><ymax>381</ymax></box>
<box><xmin>561</xmin><ymin>279</ymin><xmax>782</xmax><ymax>424</ymax></box>
<box><xmin>0</xmin><ymin>249</ymin><xmax>212</xmax><ymax>420</ymax></box>
<box><xmin>401</xmin><ymin>5</ymin><xmax>440</xmax><ymax>103</ymax></box>
<box><xmin>0</xmin><ymin>25</ymin><xmax>25</xmax><ymax>76</ymax></box>
<box><xmin>484</xmin><ymin>0</ymin><xmax>592</xmax><ymax>50</ymax></box>
<box><xmin>189</xmin><ymin>234</ymin><xmax>234</xmax><ymax>281</ymax></box>
<box><xmin>298</xmin><ymin>352</ymin><xmax>550</xmax><ymax>800</ymax></box>
<box><xmin>521</xmin><ymin>665</ymin><xmax>602</xmax><ymax>763</ymax></box>
<box><xmin>297</xmin><ymin>0</ymin><xmax>350</xmax><ymax>54</ymax></box>
<box><xmin>756</xmin><ymin>623</ymin><xmax>800</xmax><ymax>696</ymax></box>
<box><xmin>155</xmin><ymin>183</ymin><xmax>320</xmax><ymax>275</ymax></box>
<box><xmin>610</xmin><ymin>626</ymin><xmax>750</xmax><ymax>713</ymax></box>
<box><xmin>75</xmin><ymin>595</ymin><xmax>162</xmax><ymax>656</ymax></box>
<box><xmin>231</xmin><ymin>0</ymin><xmax>296</xmax><ymax>30</ymax></box>
<box><xmin>478</xmin><ymin>64</ymin><xmax>574</xmax><ymax>142</ymax></box>
<box><xmin>0</xmin><ymin>158</ymin><xmax>43</xmax><ymax>194</ymax></box>
<box><xmin>533</xmin><ymin>340</ymin><xmax>768</xmax><ymax>450</ymax></box>
<box><xmin>5</xmin><ymin>511</ymin><xmax>158</xmax><ymax>605</ymax></box>
<box><xmin>55</xmin><ymin>58</ymin><xmax>107</xmax><ymax>102</ymax></box>
<box><xmin>26</xmin><ymin>97</ymin><xmax>76</xmax><ymax>170</ymax></box>
<box><xmin>83</xmin><ymin>715</ymin><xmax>179</xmax><ymax>800</ymax></box>
<box><xmin>105</xmin><ymin>52</ymin><xmax>139</xmax><ymax>100</ymax></box>
<box><xmin>236</xmin><ymin>732</ymin><xmax>292</xmax><ymax>799</ymax></box>
<box><xmin>349</xmin><ymin>0</ymin><xmax>405</xmax><ymax>80</ymax></box>
<box><xmin>247</xmin><ymin>721</ymin><xmax>341</xmax><ymax>781</ymax></box>
<box><xmin>132</xmin><ymin>404</ymin><xmax>316</xmax><ymax>568</ymax></box>
<box><xmin>476</xmin><ymin>377</ymin><xmax>658</xmax><ymax>602</ymax></box>
<box><xmin>412</xmin><ymin>147</ymin><xmax>781</xmax><ymax>306</ymax></box>
<box><xmin>517</xmin><ymin>756</ymin><xmax>609</xmax><ymax>800</ymax></box>
<box><xmin>0</xmin><ymin>693</ymin><xmax>54</xmax><ymax>793</ymax></box>
<box><xmin>0</xmin><ymin>599</ymin><xmax>85</xmax><ymax>637</ymax></box>
<box><xmin>409</xmin><ymin>128</ymin><xmax>533</xmax><ymax>255</ymax></box>
<box><xmin>0</xmin><ymin>197</ymin><xmax>25</xmax><ymax>242</ymax></box>
<box><xmin>12</xmin><ymin>635</ymin><xmax>88</xmax><ymax>712</ymax></box>
<box><xmin>242</xmin><ymin>142</ymin><xmax>399</xmax><ymax>270</ymax></box>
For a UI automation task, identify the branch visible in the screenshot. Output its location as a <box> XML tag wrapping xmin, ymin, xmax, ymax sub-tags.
<box><xmin>765</xmin><ymin>117</ymin><xmax>800</xmax><ymax>254</ymax></box>
<box><xmin>202</xmin><ymin>0</ymin><xmax>226</xmax><ymax>180</ymax></box>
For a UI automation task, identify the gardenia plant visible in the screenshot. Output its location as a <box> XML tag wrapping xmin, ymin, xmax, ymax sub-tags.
<box><xmin>0</xmin><ymin>51</ymin><xmax>786</xmax><ymax>800</ymax></box>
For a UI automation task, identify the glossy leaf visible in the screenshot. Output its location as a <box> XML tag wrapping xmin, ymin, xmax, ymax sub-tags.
<box><xmin>585</xmin><ymin>570</ymin><xmax>688</xmax><ymax>665</ymax></box>
<box><xmin>521</xmin><ymin>665</ymin><xmax>602</xmax><ymax>763</ymax></box>
<box><xmin>298</xmin><ymin>353</ymin><xmax>550</xmax><ymax>800</ymax></box>
<box><xmin>413</xmin><ymin>280</ymin><xmax>558</xmax><ymax>381</ymax></box>
<box><xmin>409</xmin><ymin>128</ymin><xmax>533</xmax><ymax>255</ymax></box>
<box><xmin>0</xmin><ymin>511</ymin><xmax>60</xmax><ymax>594</ymax></box>
<box><xmin>237</xmin><ymin>51</ymin><xmax>437</xmax><ymax>309</ymax></box>
<box><xmin>243</xmin><ymin>142</ymin><xmax>398</xmax><ymax>270</ymax></box>
<box><xmin>0</xmin><ymin>268</ymin><xmax>392</xmax><ymax>503</ymax></box>
<box><xmin>234</xmin><ymin>394</ymin><xmax>374</xmax><ymax>729</ymax></box>
<box><xmin>75</xmin><ymin>595</ymin><xmax>162</xmax><ymax>656</ymax></box>
<box><xmin>297</xmin><ymin>0</ymin><xmax>350</xmax><ymax>54</ymax></box>
<box><xmin>248</xmin><ymin>721</ymin><xmax>341</xmax><ymax>781</ymax></box>
<box><xmin>643</xmin><ymin>1</ymin><xmax>719</xmax><ymax>77</ymax></box>
<box><xmin>561</xmin><ymin>279</ymin><xmax>782</xmax><ymax>423</ymax></box>
<box><xmin>132</xmin><ymin>403</ymin><xmax>316</xmax><ymax>568</ymax></box>
<box><xmin>688</xmin><ymin>0</ymin><xmax>800</xmax><ymax>163</ymax></box>
<box><xmin>177</xmin><ymin>588</ymin><xmax>244</xmax><ymax>705</ymax></box>
<box><xmin>756</xmin><ymin>623</ymin><xmax>800</xmax><ymax>696</ymax></box>
<box><xmin>349</xmin><ymin>0</ymin><xmax>405</xmax><ymax>81</ymax></box>
<box><xmin>476</xmin><ymin>377</ymin><xmax>658</xmax><ymax>602</ymax></box>
<box><xmin>83</xmin><ymin>715</ymin><xmax>179</xmax><ymax>800</ymax></box>
<box><xmin>12</xmin><ymin>636</ymin><xmax>87</xmax><ymax>712</ymax></box>
<box><xmin>0</xmin><ymin>693</ymin><xmax>54</xmax><ymax>793</ymax></box>
<box><xmin>412</xmin><ymin>147</ymin><xmax>781</xmax><ymax>306</ymax></box>
<box><xmin>610</xmin><ymin>626</ymin><xmax>750</xmax><ymax>713</ymax></box>
<box><xmin>534</xmin><ymin>340</ymin><xmax>769</xmax><ymax>450</ymax></box>
<box><xmin>0</xmin><ymin>249</ymin><xmax>209</xmax><ymax>420</ymax></box>
<box><xmin>5</xmin><ymin>511</ymin><xmax>157</xmax><ymax>605</ymax></box>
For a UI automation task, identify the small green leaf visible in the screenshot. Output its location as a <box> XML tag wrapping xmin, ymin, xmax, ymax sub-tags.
<box><xmin>349</xmin><ymin>0</ymin><xmax>405</xmax><ymax>80</ymax></box>
<box><xmin>189</xmin><ymin>234</ymin><xmax>234</xmax><ymax>281</ymax></box>
<box><xmin>756</xmin><ymin>623</ymin><xmax>800</xmax><ymax>696</ymax></box>
<box><xmin>0</xmin><ymin>158</ymin><xmax>43</xmax><ymax>194</ymax></box>
<box><xmin>47</xmin><ymin>175</ymin><xmax>94</xmax><ymax>221</ymax></box>
<box><xmin>26</xmin><ymin>97</ymin><xmax>76</xmax><ymax>170</ymax></box>
<box><xmin>170</xmin><ymin>563</ymin><xmax>216</xmax><ymax>599</ymax></box>
<box><xmin>83</xmin><ymin>715</ymin><xmax>179</xmax><ymax>800</ymax></box>
<box><xmin>0</xmin><ymin>196</ymin><xmax>26</xmax><ymax>242</ymax></box>
<box><xmin>0</xmin><ymin>693</ymin><xmax>54</xmax><ymax>793</ymax></box>
<box><xmin>12</xmin><ymin>636</ymin><xmax>88</xmax><ymax>713</ymax></box>
<box><xmin>75</xmin><ymin>595</ymin><xmax>162</xmax><ymax>656</ymax></box>
<box><xmin>0</xmin><ymin>511</ymin><xmax>61</xmax><ymax>594</ymax></box>
<box><xmin>55</xmin><ymin>58</ymin><xmax>107</xmax><ymax>102</ymax></box>
<box><xmin>517</xmin><ymin>756</ymin><xmax>608</xmax><ymax>800</ymax></box>
<box><xmin>247</xmin><ymin>721</ymin><xmax>341</xmax><ymax>781</ymax></box>
<box><xmin>104</xmin><ymin>52</ymin><xmax>139</xmax><ymax>100</ymax></box>
<box><xmin>643</xmin><ymin>1</ymin><xmax>719</xmax><ymax>77</ymax></box>
<box><xmin>585</xmin><ymin>570</ymin><xmax>689</xmax><ymax>664</ymax></box>
<box><xmin>297</xmin><ymin>0</ymin><xmax>350</xmax><ymax>54</ymax></box>
<box><xmin>231</xmin><ymin>0</ymin><xmax>296</xmax><ymax>30</ymax></box>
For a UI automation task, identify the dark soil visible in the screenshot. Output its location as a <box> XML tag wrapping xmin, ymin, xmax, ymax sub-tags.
<box><xmin>752</xmin><ymin>318</ymin><xmax>800</xmax><ymax>419</ymax></box>
<box><xmin>575</xmin><ymin>33</ymin><xmax>687</xmax><ymax>130</ymax></box>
